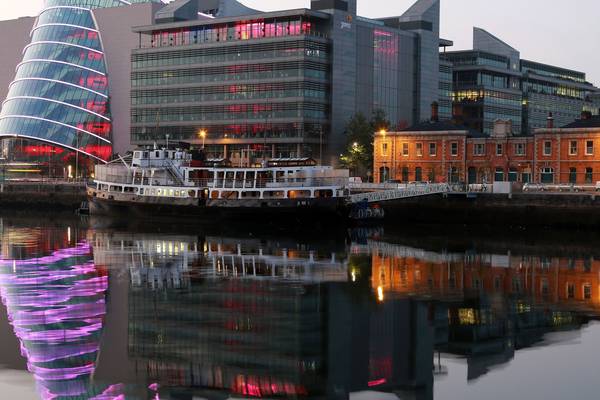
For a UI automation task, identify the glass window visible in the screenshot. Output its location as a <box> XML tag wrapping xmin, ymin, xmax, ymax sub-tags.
<box><xmin>496</xmin><ymin>143</ymin><xmax>503</xmax><ymax>156</ymax></box>
<box><xmin>569</xmin><ymin>167</ymin><xmax>577</xmax><ymax>184</ymax></box>
<box><xmin>451</xmin><ymin>142</ymin><xmax>458</xmax><ymax>156</ymax></box>
<box><xmin>584</xmin><ymin>284</ymin><xmax>592</xmax><ymax>300</ymax></box>
<box><xmin>474</xmin><ymin>143</ymin><xmax>485</xmax><ymax>156</ymax></box>
<box><xmin>586</xmin><ymin>167</ymin><xmax>593</xmax><ymax>184</ymax></box>
<box><xmin>541</xmin><ymin>167</ymin><xmax>554</xmax><ymax>183</ymax></box>
<box><xmin>415</xmin><ymin>167</ymin><xmax>422</xmax><ymax>182</ymax></box>
<box><xmin>429</xmin><ymin>143</ymin><xmax>437</xmax><ymax>156</ymax></box>
<box><xmin>402</xmin><ymin>167</ymin><xmax>409</xmax><ymax>182</ymax></box>
<box><xmin>570</xmin><ymin>140</ymin><xmax>578</xmax><ymax>156</ymax></box>
<box><xmin>543</xmin><ymin>141</ymin><xmax>552</xmax><ymax>156</ymax></box>
<box><xmin>514</xmin><ymin>143</ymin><xmax>525</xmax><ymax>156</ymax></box>
<box><xmin>567</xmin><ymin>283</ymin><xmax>575</xmax><ymax>299</ymax></box>
<box><xmin>508</xmin><ymin>168</ymin><xmax>518</xmax><ymax>182</ymax></box>
<box><xmin>416</xmin><ymin>142</ymin><xmax>423</xmax><ymax>157</ymax></box>
<box><xmin>381</xmin><ymin>142</ymin><xmax>388</xmax><ymax>156</ymax></box>
<box><xmin>587</xmin><ymin>140</ymin><xmax>594</xmax><ymax>155</ymax></box>
<box><xmin>494</xmin><ymin>167</ymin><xmax>504</xmax><ymax>182</ymax></box>
<box><xmin>402</xmin><ymin>143</ymin><xmax>409</xmax><ymax>156</ymax></box>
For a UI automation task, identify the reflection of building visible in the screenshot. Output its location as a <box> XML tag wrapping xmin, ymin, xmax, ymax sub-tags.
<box><xmin>131</xmin><ymin>0</ymin><xmax>442</xmax><ymax>165</ymax></box>
<box><xmin>0</xmin><ymin>0</ymin><xmax>164</xmax><ymax>178</ymax></box>
<box><xmin>360</xmin><ymin>239</ymin><xmax>596</xmax><ymax>380</ymax></box>
<box><xmin>91</xmin><ymin>233</ymin><xmax>434</xmax><ymax>399</ymax></box>
<box><xmin>0</xmin><ymin>223</ymin><xmax>111</xmax><ymax>399</ymax></box>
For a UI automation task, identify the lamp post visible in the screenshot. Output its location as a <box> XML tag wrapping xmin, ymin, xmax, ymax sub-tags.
<box><xmin>199</xmin><ymin>129</ymin><xmax>207</xmax><ymax>149</ymax></box>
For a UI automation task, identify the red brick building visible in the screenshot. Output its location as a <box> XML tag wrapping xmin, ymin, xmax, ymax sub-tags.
<box><xmin>374</xmin><ymin>112</ymin><xmax>600</xmax><ymax>185</ymax></box>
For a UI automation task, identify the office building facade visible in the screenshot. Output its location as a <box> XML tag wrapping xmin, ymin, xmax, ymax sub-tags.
<box><xmin>130</xmin><ymin>0</ymin><xmax>442</xmax><ymax>165</ymax></box>
<box><xmin>442</xmin><ymin>28</ymin><xmax>599</xmax><ymax>137</ymax></box>
<box><xmin>0</xmin><ymin>0</ymin><xmax>163</xmax><ymax>178</ymax></box>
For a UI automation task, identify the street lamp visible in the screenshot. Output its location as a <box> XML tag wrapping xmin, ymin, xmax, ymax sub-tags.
<box><xmin>199</xmin><ymin>129</ymin><xmax>207</xmax><ymax>149</ymax></box>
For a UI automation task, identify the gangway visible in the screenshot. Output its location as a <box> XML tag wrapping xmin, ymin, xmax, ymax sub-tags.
<box><xmin>348</xmin><ymin>183</ymin><xmax>449</xmax><ymax>204</ymax></box>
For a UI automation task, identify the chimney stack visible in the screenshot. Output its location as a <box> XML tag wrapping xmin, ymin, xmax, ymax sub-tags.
<box><xmin>431</xmin><ymin>102</ymin><xmax>439</xmax><ymax>122</ymax></box>
<box><xmin>547</xmin><ymin>112</ymin><xmax>554</xmax><ymax>129</ymax></box>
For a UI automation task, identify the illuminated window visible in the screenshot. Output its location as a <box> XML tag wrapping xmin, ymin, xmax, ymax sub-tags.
<box><xmin>570</xmin><ymin>140</ymin><xmax>578</xmax><ymax>155</ymax></box>
<box><xmin>458</xmin><ymin>308</ymin><xmax>477</xmax><ymax>325</ymax></box>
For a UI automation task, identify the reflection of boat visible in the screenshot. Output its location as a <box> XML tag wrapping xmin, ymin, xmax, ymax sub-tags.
<box><xmin>88</xmin><ymin>148</ymin><xmax>350</xmax><ymax>221</ymax></box>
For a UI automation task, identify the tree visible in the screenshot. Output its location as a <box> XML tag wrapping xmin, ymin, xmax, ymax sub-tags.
<box><xmin>340</xmin><ymin>109</ymin><xmax>391</xmax><ymax>177</ymax></box>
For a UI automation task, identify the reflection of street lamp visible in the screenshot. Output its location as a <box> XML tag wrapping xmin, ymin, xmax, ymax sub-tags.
<box><xmin>75</xmin><ymin>133</ymin><xmax>80</xmax><ymax>181</ymax></box>
<box><xmin>198</xmin><ymin>129</ymin><xmax>207</xmax><ymax>149</ymax></box>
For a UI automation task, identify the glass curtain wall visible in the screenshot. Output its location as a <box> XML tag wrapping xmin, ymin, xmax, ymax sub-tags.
<box><xmin>0</xmin><ymin>0</ymin><xmax>161</xmax><ymax>178</ymax></box>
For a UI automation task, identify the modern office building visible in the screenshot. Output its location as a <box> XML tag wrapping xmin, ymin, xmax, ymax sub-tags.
<box><xmin>130</xmin><ymin>0</ymin><xmax>443</xmax><ymax>165</ymax></box>
<box><xmin>0</xmin><ymin>0</ymin><xmax>164</xmax><ymax>178</ymax></box>
<box><xmin>442</xmin><ymin>28</ymin><xmax>599</xmax><ymax>137</ymax></box>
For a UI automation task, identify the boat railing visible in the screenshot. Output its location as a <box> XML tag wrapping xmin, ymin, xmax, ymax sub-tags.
<box><xmin>186</xmin><ymin>177</ymin><xmax>346</xmax><ymax>189</ymax></box>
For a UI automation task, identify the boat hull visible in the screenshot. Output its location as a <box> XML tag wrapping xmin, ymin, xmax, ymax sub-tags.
<box><xmin>88</xmin><ymin>194</ymin><xmax>349</xmax><ymax>225</ymax></box>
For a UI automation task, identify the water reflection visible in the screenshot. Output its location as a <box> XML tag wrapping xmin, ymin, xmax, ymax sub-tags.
<box><xmin>0</xmin><ymin>222</ymin><xmax>110</xmax><ymax>399</ymax></box>
<box><xmin>0</xmin><ymin>217</ymin><xmax>599</xmax><ymax>399</ymax></box>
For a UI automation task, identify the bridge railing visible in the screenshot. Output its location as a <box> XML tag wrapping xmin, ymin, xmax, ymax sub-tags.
<box><xmin>348</xmin><ymin>183</ymin><xmax>450</xmax><ymax>204</ymax></box>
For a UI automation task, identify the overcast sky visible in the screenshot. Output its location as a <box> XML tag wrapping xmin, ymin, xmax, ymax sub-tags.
<box><xmin>2</xmin><ymin>0</ymin><xmax>599</xmax><ymax>85</ymax></box>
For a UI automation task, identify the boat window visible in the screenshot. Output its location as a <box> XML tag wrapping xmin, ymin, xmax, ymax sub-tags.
<box><xmin>134</xmin><ymin>151</ymin><xmax>141</xmax><ymax>158</ymax></box>
<box><xmin>140</xmin><ymin>188</ymin><xmax>144</xmax><ymax>195</ymax></box>
<box><xmin>155</xmin><ymin>151</ymin><xmax>160</xmax><ymax>157</ymax></box>
<box><xmin>241</xmin><ymin>191</ymin><xmax>260</xmax><ymax>198</ymax></box>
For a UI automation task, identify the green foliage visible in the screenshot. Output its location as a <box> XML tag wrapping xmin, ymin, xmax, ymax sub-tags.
<box><xmin>340</xmin><ymin>109</ymin><xmax>391</xmax><ymax>178</ymax></box>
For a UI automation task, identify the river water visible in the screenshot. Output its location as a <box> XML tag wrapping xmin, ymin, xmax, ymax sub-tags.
<box><xmin>0</xmin><ymin>214</ymin><xmax>599</xmax><ymax>400</ymax></box>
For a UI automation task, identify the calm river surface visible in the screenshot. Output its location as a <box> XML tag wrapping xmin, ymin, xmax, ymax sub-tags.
<box><xmin>0</xmin><ymin>214</ymin><xmax>599</xmax><ymax>400</ymax></box>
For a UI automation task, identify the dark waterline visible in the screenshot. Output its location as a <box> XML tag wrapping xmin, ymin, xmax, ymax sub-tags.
<box><xmin>0</xmin><ymin>213</ymin><xmax>599</xmax><ymax>400</ymax></box>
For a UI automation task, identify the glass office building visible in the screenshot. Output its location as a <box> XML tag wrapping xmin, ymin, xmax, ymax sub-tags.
<box><xmin>131</xmin><ymin>0</ymin><xmax>442</xmax><ymax>165</ymax></box>
<box><xmin>0</xmin><ymin>0</ymin><xmax>162</xmax><ymax>178</ymax></box>
<box><xmin>442</xmin><ymin>28</ymin><xmax>598</xmax><ymax>136</ymax></box>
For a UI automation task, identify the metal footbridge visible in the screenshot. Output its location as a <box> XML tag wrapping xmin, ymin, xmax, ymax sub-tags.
<box><xmin>347</xmin><ymin>183</ymin><xmax>450</xmax><ymax>204</ymax></box>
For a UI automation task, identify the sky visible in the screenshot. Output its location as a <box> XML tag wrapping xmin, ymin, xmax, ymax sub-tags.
<box><xmin>1</xmin><ymin>0</ymin><xmax>599</xmax><ymax>85</ymax></box>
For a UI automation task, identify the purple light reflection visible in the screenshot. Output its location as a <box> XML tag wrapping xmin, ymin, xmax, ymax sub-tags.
<box><xmin>0</xmin><ymin>240</ymin><xmax>111</xmax><ymax>399</ymax></box>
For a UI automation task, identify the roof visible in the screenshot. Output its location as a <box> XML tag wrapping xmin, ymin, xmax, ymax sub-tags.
<box><xmin>561</xmin><ymin>116</ymin><xmax>600</xmax><ymax>129</ymax></box>
<box><xmin>401</xmin><ymin>119</ymin><xmax>483</xmax><ymax>137</ymax></box>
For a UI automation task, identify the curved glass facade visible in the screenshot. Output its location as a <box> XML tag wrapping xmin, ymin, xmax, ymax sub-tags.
<box><xmin>0</xmin><ymin>0</ymin><xmax>162</xmax><ymax>166</ymax></box>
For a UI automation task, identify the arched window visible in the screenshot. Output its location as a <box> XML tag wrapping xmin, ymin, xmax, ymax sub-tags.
<box><xmin>541</xmin><ymin>167</ymin><xmax>554</xmax><ymax>184</ymax></box>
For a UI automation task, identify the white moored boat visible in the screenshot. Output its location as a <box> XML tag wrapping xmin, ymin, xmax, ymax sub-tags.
<box><xmin>87</xmin><ymin>146</ymin><xmax>351</xmax><ymax>221</ymax></box>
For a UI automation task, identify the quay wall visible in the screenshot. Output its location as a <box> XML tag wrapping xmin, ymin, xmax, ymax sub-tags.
<box><xmin>381</xmin><ymin>193</ymin><xmax>600</xmax><ymax>228</ymax></box>
<box><xmin>0</xmin><ymin>183</ymin><xmax>86</xmax><ymax>211</ymax></box>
